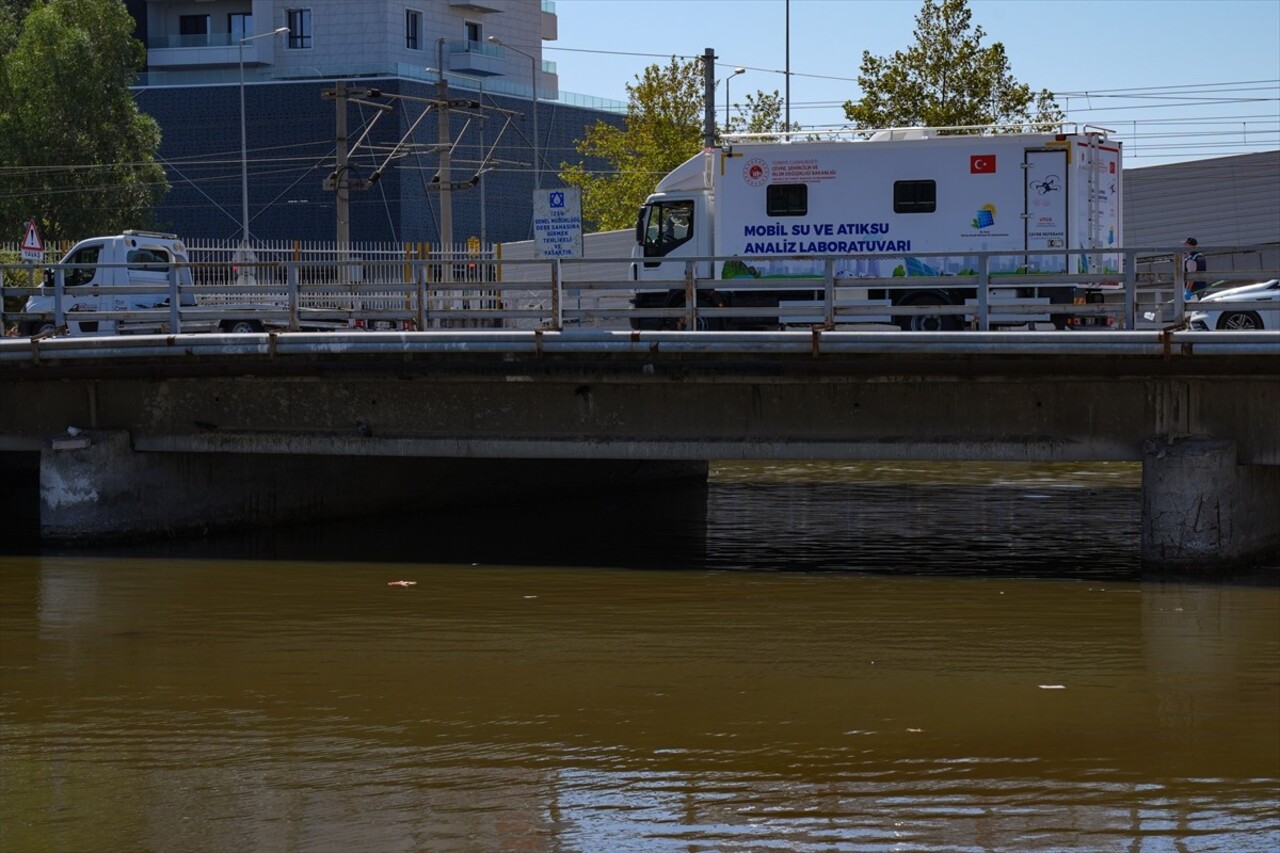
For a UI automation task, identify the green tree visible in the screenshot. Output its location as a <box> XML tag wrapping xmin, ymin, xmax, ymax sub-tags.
<box><xmin>560</xmin><ymin>57</ymin><xmax>703</xmax><ymax>232</ymax></box>
<box><xmin>0</xmin><ymin>0</ymin><xmax>167</xmax><ymax>241</ymax></box>
<box><xmin>560</xmin><ymin>58</ymin><xmax>794</xmax><ymax>231</ymax></box>
<box><xmin>843</xmin><ymin>0</ymin><xmax>1062</xmax><ymax>132</ymax></box>
<box><xmin>727</xmin><ymin>90</ymin><xmax>801</xmax><ymax>138</ymax></box>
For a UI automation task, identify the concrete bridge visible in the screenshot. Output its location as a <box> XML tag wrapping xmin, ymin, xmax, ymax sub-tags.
<box><xmin>2</xmin><ymin>329</ymin><xmax>1277</xmax><ymax>570</ymax></box>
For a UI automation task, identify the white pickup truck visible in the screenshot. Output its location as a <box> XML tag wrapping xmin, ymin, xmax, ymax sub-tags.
<box><xmin>19</xmin><ymin>231</ymin><xmax>354</xmax><ymax>336</ymax></box>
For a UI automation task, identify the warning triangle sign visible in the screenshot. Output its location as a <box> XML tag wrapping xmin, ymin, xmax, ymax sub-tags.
<box><xmin>21</xmin><ymin>219</ymin><xmax>43</xmax><ymax>253</ymax></box>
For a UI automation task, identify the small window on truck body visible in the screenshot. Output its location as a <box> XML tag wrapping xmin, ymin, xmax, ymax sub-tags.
<box><xmin>894</xmin><ymin>180</ymin><xmax>936</xmax><ymax>213</ymax></box>
<box><xmin>641</xmin><ymin>200</ymin><xmax>694</xmax><ymax>257</ymax></box>
<box><xmin>127</xmin><ymin>248</ymin><xmax>171</xmax><ymax>272</ymax></box>
<box><xmin>766</xmin><ymin>183</ymin><xmax>807</xmax><ymax>216</ymax></box>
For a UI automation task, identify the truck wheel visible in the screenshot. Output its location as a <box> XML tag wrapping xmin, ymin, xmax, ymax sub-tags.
<box><xmin>1218</xmin><ymin>311</ymin><xmax>1262</xmax><ymax>330</ymax></box>
<box><xmin>221</xmin><ymin>319</ymin><xmax>264</xmax><ymax>333</ymax></box>
<box><xmin>663</xmin><ymin>291</ymin><xmax>725</xmax><ymax>331</ymax></box>
<box><xmin>23</xmin><ymin>321</ymin><xmax>57</xmax><ymax>338</ymax></box>
<box><xmin>895</xmin><ymin>292</ymin><xmax>961</xmax><ymax>332</ymax></box>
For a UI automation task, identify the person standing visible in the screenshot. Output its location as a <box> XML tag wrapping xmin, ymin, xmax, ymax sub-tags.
<box><xmin>1183</xmin><ymin>237</ymin><xmax>1208</xmax><ymax>299</ymax></box>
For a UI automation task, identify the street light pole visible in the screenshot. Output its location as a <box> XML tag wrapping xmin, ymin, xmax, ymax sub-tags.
<box><xmin>724</xmin><ymin>67</ymin><xmax>745</xmax><ymax>133</ymax></box>
<box><xmin>487</xmin><ymin>36</ymin><xmax>539</xmax><ymax>190</ymax></box>
<box><xmin>239</xmin><ymin>26</ymin><xmax>288</xmax><ymax>253</ymax></box>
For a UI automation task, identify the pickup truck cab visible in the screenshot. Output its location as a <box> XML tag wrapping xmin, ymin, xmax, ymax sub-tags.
<box><xmin>22</xmin><ymin>231</ymin><xmax>200</xmax><ymax>336</ymax></box>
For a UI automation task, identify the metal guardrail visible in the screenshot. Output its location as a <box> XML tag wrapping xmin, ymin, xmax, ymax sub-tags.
<box><xmin>2</xmin><ymin>246</ymin><xmax>1276</xmax><ymax>337</ymax></box>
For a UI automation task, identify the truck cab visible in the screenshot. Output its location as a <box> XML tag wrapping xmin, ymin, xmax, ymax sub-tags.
<box><xmin>22</xmin><ymin>231</ymin><xmax>196</xmax><ymax>336</ymax></box>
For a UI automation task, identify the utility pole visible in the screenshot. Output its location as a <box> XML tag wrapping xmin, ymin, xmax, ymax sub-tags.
<box><xmin>437</xmin><ymin>38</ymin><xmax>453</xmax><ymax>257</ymax></box>
<box><xmin>322</xmin><ymin>81</ymin><xmax>376</xmax><ymax>245</ymax></box>
<box><xmin>335</xmin><ymin>80</ymin><xmax>350</xmax><ymax>246</ymax></box>
<box><xmin>703</xmin><ymin>48</ymin><xmax>717</xmax><ymax>150</ymax></box>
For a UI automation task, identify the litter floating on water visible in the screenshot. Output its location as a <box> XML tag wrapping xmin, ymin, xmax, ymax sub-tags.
<box><xmin>1038</xmin><ymin>684</ymin><xmax>1066</xmax><ymax>689</ymax></box>
<box><xmin>387</xmin><ymin>580</ymin><xmax>418</xmax><ymax>588</ymax></box>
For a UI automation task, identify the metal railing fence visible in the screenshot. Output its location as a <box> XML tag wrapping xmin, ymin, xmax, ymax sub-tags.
<box><xmin>3</xmin><ymin>245</ymin><xmax>1276</xmax><ymax>336</ymax></box>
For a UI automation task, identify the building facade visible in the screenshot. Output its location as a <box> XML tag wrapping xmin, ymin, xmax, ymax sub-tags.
<box><xmin>124</xmin><ymin>0</ymin><xmax>625</xmax><ymax>246</ymax></box>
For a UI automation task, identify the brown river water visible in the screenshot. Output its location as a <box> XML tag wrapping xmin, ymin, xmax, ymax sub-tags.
<box><xmin>2</xmin><ymin>462</ymin><xmax>1277</xmax><ymax>852</ymax></box>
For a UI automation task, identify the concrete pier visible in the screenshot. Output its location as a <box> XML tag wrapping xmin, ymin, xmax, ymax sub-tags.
<box><xmin>37</xmin><ymin>430</ymin><xmax>708</xmax><ymax>543</ymax></box>
<box><xmin>1141</xmin><ymin>438</ymin><xmax>1280</xmax><ymax>570</ymax></box>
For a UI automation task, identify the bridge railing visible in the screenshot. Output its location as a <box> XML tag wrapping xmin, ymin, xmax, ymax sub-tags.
<box><xmin>2</xmin><ymin>246</ymin><xmax>1275</xmax><ymax>335</ymax></box>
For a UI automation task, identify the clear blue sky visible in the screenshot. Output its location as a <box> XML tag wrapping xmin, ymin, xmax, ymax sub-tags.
<box><xmin>552</xmin><ymin>0</ymin><xmax>1280</xmax><ymax>167</ymax></box>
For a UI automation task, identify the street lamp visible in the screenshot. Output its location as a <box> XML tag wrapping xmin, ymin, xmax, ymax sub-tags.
<box><xmin>487</xmin><ymin>36</ymin><xmax>540</xmax><ymax>190</ymax></box>
<box><xmin>723</xmin><ymin>67</ymin><xmax>745</xmax><ymax>132</ymax></box>
<box><xmin>239</xmin><ymin>26</ymin><xmax>289</xmax><ymax>255</ymax></box>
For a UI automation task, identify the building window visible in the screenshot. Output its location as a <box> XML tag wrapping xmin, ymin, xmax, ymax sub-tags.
<box><xmin>179</xmin><ymin>14</ymin><xmax>210</xmax><ymax>47</ymax></box>
<box><xmin>893</xmin><ymin>180</ymin><xmax>936</xmax><ymax>213</ymax></box>
<box><xmin>287</xmin><ymin>9</ymin><xmax>312</xmax><ymax>49</ymax></box>
<box><xmin>766</xmin><ymin>183</ymin><xmax>807</xmax><ymax>217</ymax></box>
<box><xmin>406</xmin><ymin>9</ymin><xmax>421</xmax><ymax>50</ymax></box>
<box><xmin>465</xmin><ymin>20</ymin><xmax>481</xmax><ymax>44</ymax></box>
<box><xmin>229</xmin><ymin>13</ymin><xmax>252</xmax><ymax>43</ymax></box>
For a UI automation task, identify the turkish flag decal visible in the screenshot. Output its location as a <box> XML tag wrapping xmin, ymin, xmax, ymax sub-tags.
<box><xmin>970</xmin><ymin>155</ymin><xmax>996</xmax><ymax>174</ymax></box>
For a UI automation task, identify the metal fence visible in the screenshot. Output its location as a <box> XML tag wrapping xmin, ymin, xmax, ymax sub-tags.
<box><xmin>3</xmin><ymin>243</ymin><xmax>1276</xmax><ymax>336</ymax></box>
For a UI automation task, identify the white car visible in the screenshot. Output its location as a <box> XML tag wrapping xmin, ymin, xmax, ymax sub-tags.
<box><xmin>1188</xmin><ymin>279</ymin><xmax>1280</xmax><ymax>331</ymax></box>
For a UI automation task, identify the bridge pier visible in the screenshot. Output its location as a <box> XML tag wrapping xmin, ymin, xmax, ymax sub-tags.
<box><xmin>36</xmin><ymin>430</ymin><xmax>708</xmax><ymax>543</ymax></box>
<box><xmin>1142</xmin><ymin>437</ymin><xmax>1280</xmax><ymax>570</ymax></box>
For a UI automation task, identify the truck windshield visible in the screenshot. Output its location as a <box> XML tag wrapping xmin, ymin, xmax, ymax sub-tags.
<box><xmin>641</xmin><ymin>200</ymin><xmax>694</xmax><ymax>257</ymax></box>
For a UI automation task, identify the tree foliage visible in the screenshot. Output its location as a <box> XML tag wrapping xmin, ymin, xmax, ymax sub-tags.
<box><xmin>560</xmin><ymin>58</ymin><xmax>795</xmax><ymax>232</ymax></box>
<box><xmin>0</xmin><ymin>0</ymin><xmax>167</xmax><ymax>241</ymax></box>
<box><xmin>728</xmin><ymin>90</ymin><xmax>800</xmax><ymax>138</ymax></box>
<box><xmin>843</xmin><ymin>0</ymin><xmax>1063</xmax><ymax>132</ymax></box>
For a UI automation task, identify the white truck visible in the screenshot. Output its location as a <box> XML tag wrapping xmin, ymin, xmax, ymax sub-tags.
<box><xmin>631</xmin><ymin>125</ymin><xmax>1123</xmax><ymax>330</ymax></box>
<box><xmin>19</xmin><ymin>231</ymin><xmax>347</xmax><ymax>336</ymax></box>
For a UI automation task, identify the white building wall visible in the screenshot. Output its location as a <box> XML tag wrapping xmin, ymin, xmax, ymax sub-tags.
<box><xmin>141</xmin><ymin>1</ymin><xmax>546</xmax><ymax>77</ymax></box>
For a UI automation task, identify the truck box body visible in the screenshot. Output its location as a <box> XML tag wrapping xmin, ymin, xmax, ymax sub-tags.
<box><xmin>632</xmin><ymin>127</ymin><xmax>1123</xmax><ymax>329</ymax></box>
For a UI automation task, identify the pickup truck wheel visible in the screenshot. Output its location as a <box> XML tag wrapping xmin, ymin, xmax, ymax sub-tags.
<box><xmin>23</xmin><ymin>321</ymin><xmax>57</xmax><ymax>337</ymax></box>
<box><xmin>221</xmin><ymin>319</ymin><xmax>264</xmax><ymax>333</ymax></box>
<box><xmin>1218</xmin><ymin>311</ymin><xmax>1262</xmax><ymax>330</ymax></box>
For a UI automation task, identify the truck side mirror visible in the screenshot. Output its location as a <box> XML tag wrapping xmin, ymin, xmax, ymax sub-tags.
<box><xmin>635</xmin><ymin>207</ymin><xmax>646</xmax><ymax>245</ymax></box>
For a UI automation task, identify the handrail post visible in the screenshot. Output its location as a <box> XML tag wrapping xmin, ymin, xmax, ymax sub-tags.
<box><xmin>168</xmin><ymin>263</ymin><xmax>180</xmax><ymax>333</ymax></box>
<box><xmin>416</xmin><ymin>260</ymin><xmax>427</xmax><ymax>331</ymax></box>
<box><xmin>287</xmin><ymin>262</ymin><xmax>300</xmax><ymax>331</ymax></box>
<box><xmin>1172</xmin><ymin>248</ymin><xmax>1186</xmax><ymax>323</ymax></box>
<box><xmin>976</xmin><ymin>253</ymin><xmax>990</xmax><ymax>331</ymax></box>
<box><xmin>1122</xmin><ymin>249</ymin><xmax>1137</xmax><ymax>329</ymax></box>
<box><xmin>53</xmin><ymin>267</ymin><xmax>65</xmax><ymax>329</ymax></box>
<box><xmin>685</xmin><ymin>260</ymin><xmax>696</xmax><ymax>330</ymax></box>
<box><xmin>551</xmin><ymin>258</ymin><xmax>562</xmax><ymax>330</ymax></box>
<box><xmin>824</xmin><ymin>258</ymin><xmax>835</xmax><ymax>327</ymax></box>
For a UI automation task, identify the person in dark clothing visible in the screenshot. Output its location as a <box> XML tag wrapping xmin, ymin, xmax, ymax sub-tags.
<box><xmin>1183</xmin><ymin>237</ymin><xmax>1208</xmax><ymax>299</ymax></box>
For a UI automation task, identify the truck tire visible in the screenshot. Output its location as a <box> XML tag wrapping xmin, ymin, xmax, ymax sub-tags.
<box><xmin>220</xmin><ymin>319</ymin><xmax>264</xmax><ymax>333</ymax></box>
<box><xmin>894</xmin><ymin>291</ymin><xmax>962</xmax><ymax>332</ymax></box>
<box><xmin>663</xmin><ymin>290</ymin><xmax>725</xmax><ymax>331</ymax></box>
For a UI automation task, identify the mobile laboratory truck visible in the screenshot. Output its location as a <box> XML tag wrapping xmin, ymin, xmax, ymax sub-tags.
<box><xmin>631</xmin><ymin>125</ymin><xmax>1123</xmax><ymax>330</ymax></box>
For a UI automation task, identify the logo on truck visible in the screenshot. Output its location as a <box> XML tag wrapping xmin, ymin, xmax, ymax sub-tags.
<box><xmin>971</xmin><ymin>203</ymin><xmax>997</xmax><ymax>230</ymax></box>
<box><xmin>743</xmin><ymin>158</ymin><xmax>769</xmax><ymax>187</ymax></box>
